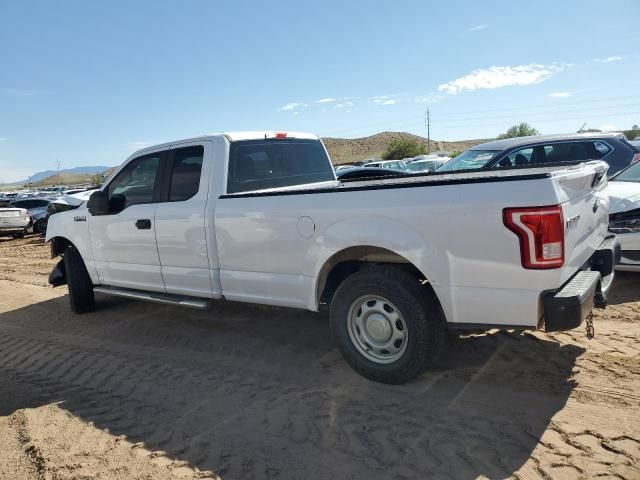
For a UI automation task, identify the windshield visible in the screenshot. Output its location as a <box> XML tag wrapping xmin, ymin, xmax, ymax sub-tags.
<box><xmin>405</xmin><ymin>160</ymin><xmax>442</xmax><ymax>172</ymax></box>
<box><xmin>612</xmin><ymin>161</ymin><xmax>640</xmax><ymax>183</ymax></box>
<box><xmin>436</xmin><ymin>150</ymin><xmax>500</xmax><ymax>172</ymax></box>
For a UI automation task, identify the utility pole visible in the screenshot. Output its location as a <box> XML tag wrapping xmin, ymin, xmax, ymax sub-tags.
<box><xmin>425</xmin><ymin>108</ymin><xmax>431</xmax><ymax>153</ymax></box>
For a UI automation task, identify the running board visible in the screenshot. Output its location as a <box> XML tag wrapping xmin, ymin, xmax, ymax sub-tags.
<box><xmin>93</xmin><ymin>286</ymin><xmax>210</xmax><ymax>310</ymax></box>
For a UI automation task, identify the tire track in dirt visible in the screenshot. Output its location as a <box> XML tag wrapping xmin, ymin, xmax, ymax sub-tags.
<box><xmin>1</xmin><ymin>317</ymin><xmax>638</xmax><ymax>479</ymax></box>
<box><xmin>1</xmin><ymin>261</ymin><xmax>639</xmax><ymax>479</ymax></box>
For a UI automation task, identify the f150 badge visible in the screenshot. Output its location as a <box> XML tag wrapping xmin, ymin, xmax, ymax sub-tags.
<box><xmin>74</xmin><ymin>215</ymin><xmax>86</xmax><ymax>222</ymax></box>
<box><xmin>566</xmin><ymin>215</ymin><xmax>580</xmax><ymax>230</ymax></box>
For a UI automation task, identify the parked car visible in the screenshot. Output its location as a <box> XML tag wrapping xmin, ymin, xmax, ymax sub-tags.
<box><xmin>404</xmin><ymin>158</ymin><xmax>449</xmax><ymax>174</ymax></box>
<box><xmin>0</xmin><ymin>206</ymin><xmax>30</xmax><ymax>238</ymax></box>
<box><xmin>41</xmin><ymin>189</ymin><xmax>98</xmax><ymax>235</ymax></box>
<box><xmin>46</xmin><ymin>131</ymin><xmax>617</xmax><ymax>384</ymax></box>
<box><xmin>437</xmin><ymin>132</ymin><xmax>640</xmax><ymax>176</ymax></box>
<box><xmin>9</xmin><ymin>197</ymin><xmax>52</xmax><ymax>234</ymax></box>
<box><xmin>363</xmin><ymin>160</ymin><xmax>407</xmax><ymax>170</ymax></box>
<box><xmin>608</xmin><ymin>161</ymin><xmax>640</xmax><ymax>271</ymax></box>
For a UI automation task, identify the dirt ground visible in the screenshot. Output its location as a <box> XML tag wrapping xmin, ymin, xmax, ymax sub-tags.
<box><xmin>0</xmin><ymin>235</ymin><xmax>638</xmax><ymax>480</ymax></box>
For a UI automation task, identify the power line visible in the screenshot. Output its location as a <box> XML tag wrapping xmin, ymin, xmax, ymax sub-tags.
<box><xmin>327</xmin><ymin>95</ymin><xmax>640</xmax><ymax>137</ymax></box>
<box><xmin>431</xmin><ymin>95</ymin><xmax>640</xmax><ymax>118</ymax></box>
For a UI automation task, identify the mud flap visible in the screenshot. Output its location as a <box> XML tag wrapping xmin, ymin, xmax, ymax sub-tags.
<box><xmin>49</xmin><ymin>258</ymin><xmax>67</xmax><ymax>287</ymax></box>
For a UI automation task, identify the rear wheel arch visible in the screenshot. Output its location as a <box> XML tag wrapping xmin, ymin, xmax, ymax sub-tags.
<box><xmin>316</xmin><ymin>246</ymin><xmax>440</xmax><ymax>309</ymax></box>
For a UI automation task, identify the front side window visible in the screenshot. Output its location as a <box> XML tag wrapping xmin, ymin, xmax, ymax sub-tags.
<box><xmin>107</xmin><ymin>153</ymin><xmax>161</xmax><ymax>208</ymax></box>
<box><xmin>493</xmin><ymin>147</ymin><xmax>537</xmax><ymax>168</ymax></box>
<box><xmin>169</xmin><ymin>146</ymin><xmax>204</xmax><ymax>202</ymax></box>
<box><xmin>227</xmin><ymin>139</ymin><xmax>334</xmax><ymax>194</ymax></box>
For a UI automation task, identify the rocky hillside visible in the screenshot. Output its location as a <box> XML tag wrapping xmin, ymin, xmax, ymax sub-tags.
<box><xmin>322</xmin><ymin>131</ymin><xmax>488</xmax><ymax>164</ymax></box>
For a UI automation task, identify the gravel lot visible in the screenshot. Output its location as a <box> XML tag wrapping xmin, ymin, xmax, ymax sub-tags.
<box><xmin>0</xmin><ymin>235</ymin><xmax>638</xmax><ymax>479</ymax></box>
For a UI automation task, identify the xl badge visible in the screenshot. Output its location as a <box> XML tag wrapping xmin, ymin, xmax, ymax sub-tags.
<box><xmin>73</xmin><ymin>216</ymin><xmax>86</xmax><ymax>222</ymax></box>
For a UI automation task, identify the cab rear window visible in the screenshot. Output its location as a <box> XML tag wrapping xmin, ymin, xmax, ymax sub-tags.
<box><xmin>227</xmin><ymin>139</ymin><xmax>334</xmax><ymax>194</ymax></box>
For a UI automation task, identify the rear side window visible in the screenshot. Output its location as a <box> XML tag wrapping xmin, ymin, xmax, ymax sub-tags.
<box><xmin>227</xmin><ymin>139</ymin><xmax>334</xmax><ymax>194</ymax></box>
<box><xmin>541</xmin><ymin>141</ymin><xmax>610</xmax><ymax>164</ymax></box>
<box><xmin>169</xmin><ymin>146</ymin><xmax>204</xmax><ymax>202</ymax></box>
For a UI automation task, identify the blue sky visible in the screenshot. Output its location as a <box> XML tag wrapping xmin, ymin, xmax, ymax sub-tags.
<box><xmin>1</xmin><ymin>0</ymin><xmax>639</xmax><ymax>182</ymax></box>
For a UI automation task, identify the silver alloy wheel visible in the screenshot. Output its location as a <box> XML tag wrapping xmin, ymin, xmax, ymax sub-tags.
<box><xmin>347</xmin><ymin>294</ymin><xmax>408</xmax><ymax>364</ymax></box>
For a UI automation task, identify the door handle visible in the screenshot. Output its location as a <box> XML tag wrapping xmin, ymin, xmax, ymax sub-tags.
<box><xmin>135</xmin><ymin>219</ymin><xmax>152</xmax><ymax>230</ymax></box>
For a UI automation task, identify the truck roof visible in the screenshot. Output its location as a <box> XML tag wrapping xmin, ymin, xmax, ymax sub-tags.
<box><xmin>470</xmin><ymin>132</ymin><xmax>626</xmax><ymax>151</ymax></box>
<box><xmin>128</xmin><ymin>131</ymin><xmax>320</xmax><ymax>160</ymax></box>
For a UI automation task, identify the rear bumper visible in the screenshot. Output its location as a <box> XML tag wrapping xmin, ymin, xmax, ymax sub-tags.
<box><xmin>543</xmin><ymin>236</ymin><xmax>619</xmax><ymax>332</ymax></box>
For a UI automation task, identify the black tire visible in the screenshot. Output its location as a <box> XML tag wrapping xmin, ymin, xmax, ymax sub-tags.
<box><xmin>34</xmin><ymin>219</ymin><xmax>47</xmax><ymax>235</ymax></box>
<box><xmin>64</xmin><ymin>245</ymin><xmax>95</xmax><ymax>314</ymax></box>
<box><xmin>11</xmin><ymin>231</ymin><xmax>25</xmax><ymax>239</ymax></box>
<box><xmin>330</xmin><ymin>265</ymin><xmax>446</xmax><ymax>384</ymax></box>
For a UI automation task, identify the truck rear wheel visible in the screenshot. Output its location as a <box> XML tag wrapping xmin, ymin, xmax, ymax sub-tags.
<box><xmin>330</xmin><ymin>266</ymin><xmax>445</xmax><ymax>384</ymax></box>
<box><xmin>64</xmin><ymin>245</ymin><xmax>95</xmax><ymax>314</ymax></box>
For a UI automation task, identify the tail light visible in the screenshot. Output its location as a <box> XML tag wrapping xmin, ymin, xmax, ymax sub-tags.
<box><xmin>20</xmin><ymin>208</ymin><xmax>29</xmax><ymax>218</ymax></box>
<box><xmin>632</xmin><ymin>153</ymin><xmax>640</xmax><ymax>163</ymax></box>
<box><xmin>503</xmin><ymin>206</ymin><xmax>564</xmax><ymax>269</ymax></box>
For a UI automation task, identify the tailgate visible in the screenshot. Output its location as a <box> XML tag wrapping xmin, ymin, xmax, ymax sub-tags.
<box><xmin>553</xmin><ymin>161</ymin><xmax>610</xmax><ymax>282</ymax></box>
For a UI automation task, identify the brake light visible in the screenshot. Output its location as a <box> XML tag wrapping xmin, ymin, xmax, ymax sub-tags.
<box><xmin>503</xmin><ymin>206</ymin><xmax>564</xmax><ymax>269</ymax></box>
<box><xmin>20</xmin><ymin>208</ymin><xmax>29</xmax><ymax>218</ymax></box>
<box><xmin>275</xmin><ymin>132</ymin><xmax>288</xmax><ymax>139</ymax></box>
<box><xmin>632</xmin><ymin>153</ymin><xmax>640</xmax><ymax>163</ymax></box>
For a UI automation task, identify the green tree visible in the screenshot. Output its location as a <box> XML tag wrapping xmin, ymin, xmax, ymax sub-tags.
<box><xmin>91</xmin><ymin>174</ymin><xmax>103</xmax><ymax>186</ymax></box>
<box><xmin>382</xmin><ymin>139</ymin><xmax>426</xmax><ymax>160</ymax></box>
<box><xmin>449</xmin><ymin>150</ymin><xmax>462</xmax><ymax>158</ymax></box>
<box><xmin>497</xmin><ymin>123</ymin><xmax>540</xmax><ymax>140</ymax></box>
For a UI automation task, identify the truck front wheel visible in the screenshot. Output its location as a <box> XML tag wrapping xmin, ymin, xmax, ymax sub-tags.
<box><xmin>64</xmin><ymin>245</ymin><xmax>95</xmax><ymax>314</ymax></box>
<box><xmin>330</xmin><ymin>266</ymin><xmax>445</xmax><ymax>384</ymax></box>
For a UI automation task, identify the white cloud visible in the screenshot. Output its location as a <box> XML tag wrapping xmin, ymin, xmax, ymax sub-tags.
<box><xmin>595</xmin><ymin>56</ymin><xmax>623</xmax><ymax>63</ymax></box>
<box><xmin>278</xmin><ymin>102</ymin><xmax>307</xmax><ymax>112</ymax></box>
<box><xmin>468</xmin><ymin>24</ymin><xmax>488</xmax><ymax>32</ymax></box>
<box><xmin>372</xmin><ymin>95</ymin><xmax>397</xmax><ymax>106</ymax></box>
<box><xmin>548</xmin><ymin>91</ymin><xmax>572</xmax><ymax>98</ymax></box>
<box><xmin>334</xmin><ymin>100</ymin><xmax>354</xmax><ymax>109</ymax></box>
<box><xmin>315</xmin><ymin>97</ymin><xmax>336</xmax><ymax>104</ymax></box>
<box><xmin>438</xmin><ymin>63</ymin><xmax>565</xmax><ymax>95</ymax></box>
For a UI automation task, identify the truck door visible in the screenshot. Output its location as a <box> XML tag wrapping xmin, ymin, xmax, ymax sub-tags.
<box><xmin>154</xmin><ymin>143</ymin><xmax>215</xmax><ymax>297</ymax></box>
<box><xmin>88</xmin><ymin>151</ymin><xmax>166</xmax><ymax>292</ymax></box>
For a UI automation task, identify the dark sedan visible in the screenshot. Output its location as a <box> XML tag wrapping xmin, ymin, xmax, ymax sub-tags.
<box><xmin>437</xmin><ymin>132</ymin><xmax>640</xmax><ymax>176</ymax></box>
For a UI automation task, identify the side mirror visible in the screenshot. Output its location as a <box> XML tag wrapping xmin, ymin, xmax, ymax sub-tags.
<box><xmin>87</xmin><ymin>191</ymin><xmax>110</xmax><ymax>215</ymax></box>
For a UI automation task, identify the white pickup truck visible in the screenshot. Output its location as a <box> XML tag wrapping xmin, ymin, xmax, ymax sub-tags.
<box><xmin>46</xmin><ymin>131</ymin><xmax>619</xmax><ymax>384</ymax></box>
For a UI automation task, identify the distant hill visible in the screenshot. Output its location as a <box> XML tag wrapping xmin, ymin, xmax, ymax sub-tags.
<box><xmin>322</xmin><ymin>131</ymin><xmax>488</xmax><ymax>164</ymax></box>
<box><xmin>10</xmin><ymin>166</ymin><xmax>110</xmax><ymax>185</ymax></box>
<box><xmin>7</xmin><ymin>132</ymin><xmax>489</xmax><ymax>187</ymax></box>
